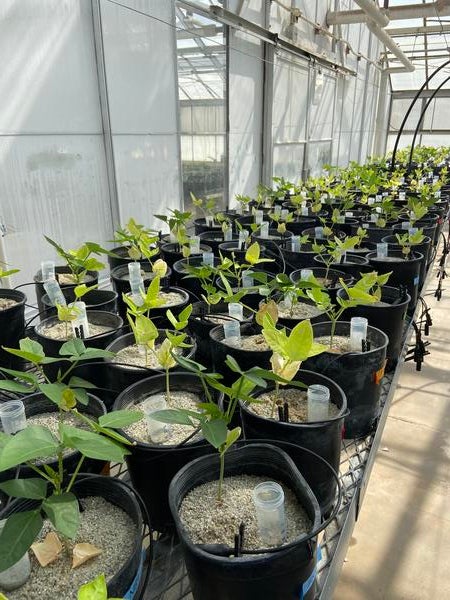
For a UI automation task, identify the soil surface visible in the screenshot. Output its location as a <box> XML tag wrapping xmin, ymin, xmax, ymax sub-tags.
<box><xmin>277</xmin><ymin>301</ymin><xmax>324</xmax><ymax>320</ymax></box>
<box><xmin>222</xmin><ymin>334</ymin><xmax>269</xmax><ymax>351</ymax></box>
<box><xmin>123</xmin><ymin>390</ymin><xmax>200</xmax><ymax>445</ymax></box>
<box><xmin>180</xmin><ymin>474</ymin><xmax>311</xmax><ymax>550</ymax></box>
<box><xmin>40</xmin><ymin>322</ymin><xmax>112</xmax><ymax>341</ymax></box>
<box><xmin>112</xmin><ymin>343</ymin><xmax>182</xmax><ymax>370</ymax></box>
<box><xmin>0</xmin><ymin>298</ymin><xmax>18</xmax><ymax>311</ymax></box>
<box><xmin>314</xmin><ymin>334</ymin><xmax>352</xmax><ymax>353</ymax></box>
<box><xmin>248</xmin><ymin>387</ymin><xmax>340</xmax><ymax>422</ymax></box>
<box><xmin>27</xmin><ymin>412</ymin><xmax>92</xmax><ymax>459</ymax></box>
<box><xmin>5</xmin><ymin>497</ymin><xmax>136</xmax><ymax>600</ymax></box>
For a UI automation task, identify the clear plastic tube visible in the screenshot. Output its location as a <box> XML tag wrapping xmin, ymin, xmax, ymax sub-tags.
<box><xmin>376</xmin><ymin>243</ymin><xmax>388</xmax><ymax>258</ymax></box>
<box><xmin>71</xmin><ymin>302</ymin><xmax>90</xmax><ymax>339</ymax></box>
<box><xmin>43</xmin><ymin>280</ymin><xmax>66</xmax><ymax>307</ymax></box>
<box><xmin>254</xmin><ymin>210</ymin><xmax>263</xmax><ymax>225</ymax></box>
<box><xmin>223</xmin><ymin>320</ymin><xmax>240</xmax><ymax>340</ymax></box>
<box><xmin>143</xmin><ymin>394</ymin><xmax>172</xmax><ymax>444</ymax></box>
<box><xmin>260</xmin><ymin>222</ymin><xmax>269</xmax><ymax>239</ymax></box>
<box><xmin>0</xmin><ymin>399</ymin><xmax>27</xmax><ymax>434</ymax></box>
<box><xmin>190</xmin><ymin>236</ymin><xmax>200</xmax><ymax>254</ymax></box>
<box><xmin>252</xmin><ymin>481</ymin><xmax>287</xmax><ymax>546</ymax></box>
<box><xmin>300</xmin><ymin>268</ymin><xmax>313</xmax><ymax>280</ymax></box>
<box><xmin>40</xmin><ymin>261</ymin><xmax>55</xmax><ymax>282</ymax></box>
<box><xmin>228</xmin><ymin>303</ymin><xmax>243</xmax><ymax>321</ymax></box>
<box><xmin>350</xmin><ymin>316</ymin><xmax>368</xmax><ymax>351</ymax></box>
<box><xmin>307</xmin><ymin>384</ymin><xmax>330</xmax><ymax>421</ymax></box>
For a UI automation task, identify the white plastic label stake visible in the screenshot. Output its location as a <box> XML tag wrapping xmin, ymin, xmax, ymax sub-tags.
<box><xmin>41</xmin><ymin>261</ymin><xmax>55</xmax><ymax>282</ymax></box>
<box><xmin>255</xmin><ymin>210</ymin><xmax>263</xmax><ymax>225</ymax></box>
<box><xmin>189</xmin><ymin>236</ymin><xmax>200</xmax><ymax>254</ymax></box>
<box><xmin>284</xmin><ymin>291</ymin><xmax>294</xmax><ymax>308</ymax></box>
<box><xmin>336</xmin><ymin>215</ymin><xmax>345</xmax><ymax>224</ymax></box>
<box><xmin>281</xmin><ymin>209</ymin><xmax>288</xmax><ymax>220</ymax></box>
<box><xmin>376</xmin><ymin>194</ymin><xmax>382</xmax><ymax>202</ymax></box>
<box><xmin>202</xmin><ymin>252</ymin><xmax>214</xmax><ymax>267</ymax></box>
<box><xmin>399</xmin><ymin>191</ymin><xmax>406</xmax><ymax>200</ymax></box>
<box><xmin>368</xmin><ymin>197</ymin><xmax>375</xmax><ymax>205</ymax></box>
<box><xmin>362</xmin><ymin>223</ymin><xmax>369</xmax><ymax>229</ymax></box>
<box><xmin>260</xmin><ymin>222</ymin><xmax>269</xmax><ymax>239</ymax></box>
<box><xmin>370</xmin><ymin>214</ymin><xmax>378</xmax><ymax>223</ymax></box>
<box><xmin>377</xmin><ymin>243</ymin><xmax>388</xmax><ymax>258</ymax></box>
<box><xmin>350</xmin><ymin>317</ymin><xmax>368</xmax><ymax>351</ymax></box>
<box><xmin>224</xmin><ymin>229</ymin><xmax>233</xmax><ymax>241</ymax></box>
<box><xmin>301</xmin><ymin>190</ymin><xmax>307</xmax><ymax>198</ymax></box>
<box><xmin>223</xmin><ymin>319</ymin><xmax>241</xmax><ymax>340</ymax></box>
<box><xmin>402</xmin><ymin>221</ymin><xmax>411</xmax><ymax>230</ymax></box>
<box><xmin>228</xmin><ymin>303</ymin><xmax>244</xmax><ymax>321</ymax></box>
<box><xmin>314</xmin><ymin>226</ymin><xmax>324</xmax><ymax>239</ymax></box>
<box><xmin>300</xmin><ymin>269</ymin><xmax>313</xmax><ymax>280</ymax></box>
<box><xmin>301</xmin><ymin>206</ymin><xmax>309</xmax><ymax>216</ymax></box>
<box><xmin>435</xmin><ymin>190</ymin><xmax>441</xmax><ymax>198</ymax></box>
<box><xmin>273</xmin><ymin>205</ymin><xmax>281</xmax><ymax>216</ymax></box>
<box><xmin>205</xmin><ymin>216</ymin><xmax>214</xmax><ymax>227</ymax></box>
<box><xmin>345</xmin><ymin>211</ymin><xmax>353</xmax><ymax>217</ymax></box>
<box><xmin>235</xmin><ymin>204</ymin><xmax>242</xmax><ymax>215</ymax></box>
<box><xmin>43</xmin><ymin>280</ymin><xmax>66</xmax><ymax>307</ymax></box>
<box><xmin>307</xmin><ymin>384</ymin><xmax>330</xmax><ymax>421</ymax></box>
<box><xmin>71</xmin><ymin>302</ymin><xmax>90</xmax><ymax>339</ymax></box>
<box><xmin>128</xmin><ymin>262</ymin><xmax>144</xmax><ymax>299</ymax></box>
<box><xmin>291</xmin><ymin>235</ymin><xmax>300</xmax><ymax>252</ymax></box>
<box><xmin>409</xmin><ymin>227</ymin><xmax>418</xmax><ymax>235</ymax></box>
<box><xmin>239</xmin><ymin>229</ymin><xmax>249</xmax><ymax>249</ymax></box>
<box><xmin>242</xmin><ymin>270</ymin><xmax>253</xmax><ymax>288</ymax></box>
<box><xmin>143</xmin><ymin>394</ymin><xmax>172</xmax><ymax>444</ymax></box>
<box><xmin>375</xmin><ymin>206</ymin><xmax>382</xmax><ymax>214</ymax></box>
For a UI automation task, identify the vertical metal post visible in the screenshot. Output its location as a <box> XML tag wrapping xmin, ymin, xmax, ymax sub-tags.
<box><xmin>373</xmin><ymin>69</ymin><xmax>389</xmax><ymax>156</ymax></box>
<box><xmin>261</xmin><ymin>0</ymin><xmax>274</xmax><ymax>186</ymax></box>
<box><xmin>91</xmin><ymin>0</ymin><xmax>121</xmax><ymax>230</ymax></box>
<box><xmin>171</xmin><ymin>1</ymin><xmax>184</xmax><ymax>211</ymax></box>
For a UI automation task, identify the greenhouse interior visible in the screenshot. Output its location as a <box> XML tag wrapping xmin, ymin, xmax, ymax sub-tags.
<box><xmin>1</xmin><ymin>1</ymin><xmax>450</xmax><ymax>599</ymax></box>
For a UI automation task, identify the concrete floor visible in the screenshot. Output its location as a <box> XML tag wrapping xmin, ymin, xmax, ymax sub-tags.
<box><xmin>334</xmin><ymin>264</ymin><xmax>450</xmax><ymax>599</ymax></box>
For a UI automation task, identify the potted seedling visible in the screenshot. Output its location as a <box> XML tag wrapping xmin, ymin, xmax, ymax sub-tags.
<box><xmin>264</xmin><ymin>273</ymin><xmax>325</xmax><ymax>327</ymax></box>
<box><xmin>0</xmin><ymin>264</ymin><xmax>26</xmax><ymax>370</ymax></box>
<box><xmin>240</xmin><ymin>315</ymin><xmax>347</xmax><ymax>514</ymax></box>
<box><xmin>313</xmin><ymin>235</ymin><xmax>369</xmax><ymax>279</ymax></box>
<box><xmin>150</xmin><ymin>354</ymin><xmax>324</xmax><ymax>600</ymax></box>
<box><xmin>0</xmin><ymin>338</ymin><xmax>145</xmax><ymax>598</ymax></box>
<box><xmin>191</xmin><ymin>193</ymin><xmax>221</xmax><ymax>235</ymax></box>
<box><xmin>302</xmin><ymin>274</ymin><xmax>390</xmax><ymax>438</ymax></box>
<box><xmin>109</xmin><ymin>217</ymin><xmax>160</xmax><ymax>270</ymax></box>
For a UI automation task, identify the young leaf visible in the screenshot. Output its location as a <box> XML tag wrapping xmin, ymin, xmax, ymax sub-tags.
<box><xmin>0</xmin><ymin>478</ymin><xmax>48</xmax><ymax>500</ymax></box>
<box><xmin>150</xmin><ymin>408</ymin><xmax>198</xmax><ymax>426</ymax></box>
<box><xmin>0</xmin><ymin>426</ymin><xmax>60</xmax><ymax>472</ymax></box>
<box><xmin>77</xmin><ymin>573</ymin><xmax>109</xmax><ymax>600</ymax></box>
<box><xmin>59</xmin><ymin>338</ymin><xmax>87</xmax><ymax>357</ymax></box>
<box><xmin>42</xmin><ymin>492</ymin><xmax>80</xmax><ymax>540</ymax></box>
<box><xmin>222</xmin><ymin>426</ymin><xmax>241</xmax><ymax>453</ymax></box>
<box><xmin>61</xmin><ymin>425</ymin><xmax>128</xmax><ymax>463</ymax></box>
<box><xmin>201</xmin><ymin>419</ymin><xmax>228</xmax><ymax>449</ymax></box>
<box><xmin>245</xmin><ymin>242</ymin><xmax>260</xmax><ymax>265</ymax></box>
<box><xmin>98</xmin><ymin>410</ymin><xmax>143</xmax><ymax>430</ymax></box>
<box><xmin>0</xmin><ymin>510</ymin><xmax>43</xmax><ymax>572</ymax></box>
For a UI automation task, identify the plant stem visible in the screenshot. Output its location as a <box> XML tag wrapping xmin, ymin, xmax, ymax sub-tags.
<box><xmin>26</xmin><ymin>462</ymin><xmax>54</xmax><ymax>484</ymax></box>
<box><xmin>65</xmin><ymin>454</ymin><xmax>85</xmax><ymax>493</ymax></box>
<box><xmin>165</xmin><ymin>367</ymin><xmax>170</xmax><ymax>403</ymax></box>
<box><xmin>271</xmin><ymin>381</ymin><xmax>280</xmax><ymax>418</ymax></box>
<box><xmin>217</xmin><ymin>451</ymin><xmax>225</xmax><ymax>502</ymax></box>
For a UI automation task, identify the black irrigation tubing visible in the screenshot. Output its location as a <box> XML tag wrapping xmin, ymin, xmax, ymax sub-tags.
<box><xmin>13</xmin><ymin>281</ymin><xmax>38</xmax><ymax>290</ymax></box>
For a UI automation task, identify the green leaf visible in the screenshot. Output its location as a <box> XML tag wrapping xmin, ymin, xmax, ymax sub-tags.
<box><xmin>0</xmin><ymin>380</ymin><xmax>33</xmax><ymax>394</ymax></box>
<box><xmin>42</xmin><ymin>492</ymin><xmax>80</xmax><ymax>539</ymax></box>
<box><xmin>224</xmin><ymin>355</ymin><xmax>243</xmax><ymax>374</ymax></box>
<box><xmin>39</xmin><ymin>382</ymin><xmax>66</xmax><ymax>407</ymax></box>
<box><xmin>0</xmin><ymin>510</ymin><xmax>43</xmax><ymax>572</ymax></box>
<box><xmin>68</xmin><ymin>376</ymin><xmax>97</xmax><ymax>389</ymax></box>
<box><xmin>77</xmin><ymin>573</ymin><xmax>108</xmax><ymax>600</ymax></box>
<box><xmin>0</xmin><ymin>367</ymin><xmax>39</xmax><ymax>386</ymax></box>
<box><xmin>0</xmin><ymin>426</ymin><xmax>60</xmax><ymax>472</ymax></box>
<box><xmin>2</xmin><ymin>337</ymin><xmax>45</xmax><ymax>364</ymax></box>
<box><xmin>61</xmin><ymin>425</ymin><xmax>128</xmax><ymax>463</ymax></box>
<box><xmin>245</xmin><ymin>241</ymin><xmax>260</xmax><ymax>265</ymax></box>
<box><xmin>59</xmin><ymin>338</ymin><xmax>86</xmax><ymax>357</ymax></box>
<box><xmin>285</xmin><ymin>320</ymin><xmax>314</xmax><ymax>361</ymax></box>
<box><xmin>201</xmin><ymin>419</ymin><xmax>228</xmax><ymax>449</ymax></box>
<box><xmin>73</xmin><ymin>388</ymin><xmax>89</xmax><ymax>406</ymax></box>
<box><xmin>75</xmin><ymin>347</ymin><xmax>115</xmax><ymax>361</ymax></box>
<box><xmin>222</xmin><ymin>426</ymin><xmax>241</xmax><ymax>453</ymax></box>
<box><xmin>0</xmin><ymin>478</ymin><xmax>48</xmax><ymax>500</ymax></box>
<box><xmin>98</xmin><ymin>410</ymin><xmax>143</xmax><ymax>429</ymax></box>
<box><xmin>150</xmin><ymin>409</ymin><xmax>198</xmax><ymax>426</ymax></box>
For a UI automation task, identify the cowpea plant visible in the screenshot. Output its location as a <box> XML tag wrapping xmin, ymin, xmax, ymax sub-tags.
<box><xmin>44</xmin><ymin>237</ymin><xmax>108</xmax><ymax>285</ymax></box>
<box><xmin>0</xmin><ymin>338</ymin><xmax>142</xmax><ymax>572</ymax></box>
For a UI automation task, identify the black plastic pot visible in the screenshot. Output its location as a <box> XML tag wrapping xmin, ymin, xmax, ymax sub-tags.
<box><xmin>103</xmin><ymin>330</ymin><xmax>197</xmax><ymax>395</ymax></box>
<box><xmin>34</xmin><ymin>267</ymin><xmax>98</xmax><ymax>315</ymax></box>
<box><xmin>159</xmin><ymin>242</ymin><xmax>212</xmax><ymax>269</ymax></box>
<box><xmin>280</xmin><ymin>241</ymin><xmax>328</xmax><ymax>273</ymax></box>
<box><xmin>303</xmin><ymin>321</ymin><xmax>388</xmax><ymax>438</ymax></box>
<box><xmin>272</xmin><ymin>294</ymin><xmax>326</xmax><ymax>329</ymax></box>
<box><xmin>35</xmin><ymin>311</ymin><xmax>123</xmax><ymax>381</ymax></box>
<box><xmin>337</xmin><ymin>286</ymin><xmax>410</xmax><ymax>372</ymax></box>
<box><xmin>313</xmin><ymin>254</ymin><xmax>369</xmax><ymax>279</ymax></box>
<box><xmin>0</xmin><ymin>392</ymin><xmax>107</xmax><ymax>492</ymax></box>
<box><xmin>234</xmin><ymin>215</ymin><xmax>270</xmax><ymax>232</ymax></box>
<box><xmin>381</xmin><ymin>235</ymin><xmax>432</xmax><ymax>288</ymax></box>
<box><xmin>113</xmin><ymin>372</ymin><xmax>220</xmax><ymax>531</ymax></box>
<box><xmin>284</xmin><ymin>217</ymin><xmax>317</xmax><ymax>235</ymax></box>
<box><xmin>290</xmin><ymin>267</ymin><xmax>354</xmax><ymax>303</ymax></box>
<box><xmin>240</xmin><ymin>370</ymin><xmax>347</xmax><ymax>515</ymax></box>
<box><xmin>209</xmin><ymin>322</ymin><xmax>270</xmax><ymax>386</ymax></box>
<box><xmin>199</xmin><ymin>232</ymin><xmax>238</xmax><ymax>255</ymax></box>
<box><xmin>187</xmin><ymin>302</ymin><xmax>253</xmax><ymax>369</ymax></box>
<box><xmin>0</xmin><ymin>289</ymin><xmax>26</xmax><ymax>370</ymax></box>
<box><xmin>215</xmin><ymin>272</ymin><xmax>272</xmax><ymax>311</ymax></box>
<box><xmin>251</xmin><ymin>229</ymin><xmax>293</xmax><ymax>249</ymax></box>
<box><xmin>41</xmin><ymin>288</ymin><xmax>118</xmax><ymax>319</ymax></box>
<box><xmin>111</xmin><ymin>263</ymin><xmax>172</xmax><ymax>319</ymax></box>
<box><xmin>169</xmin><ymin>443</ymin><xmax>321</xmax><ymax>600</ymax></box>
<box><xmin>367</xmin><ymin>250</ymin><xmax>423</xmax><ymax>314</ymax></box>
<box><xmin>351</xmin><ymin>222</ymin><xmax>399</xmax><ymax>243</ymax></box>
<box><xmin>393</xmin><ymin>220</ymin><xmax>437</xmax><ymax>248</ymax></box>
<box><xmin>107</xmin><ymin>244</ymin><xmax>161</xmax><ymax>271</ymax></box>
<box><xmin>194</xmin><ymin>218</ymin><xmax>223</xmax><ymax>236</ymax></box>
<box><xmin>0</xmin><ymin>475</ymin><xmax>145</xmax><ymax>598</ymax></box>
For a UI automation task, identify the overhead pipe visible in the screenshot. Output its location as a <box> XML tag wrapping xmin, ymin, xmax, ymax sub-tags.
<box><xmin>390</xmin><ymin>59</ymin><xmax>450</xmax><ymax>170</ymax></box>
<box><xmin>327</xmin><ymin>1</ymin><xmax>450</xmax><ymax>26</ymax></box>
<box><xmin>366</xmin><ymin>21</ymin><xmax>415</xmax><ymax>72</ymax></box>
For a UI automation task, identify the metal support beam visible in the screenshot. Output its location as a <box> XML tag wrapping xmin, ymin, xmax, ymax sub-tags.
<box><xmin>386</xmin><ymin>24</ymin><xmax>450</xmax><ymax>37</ymax></box>
<box><xmin>327</xmin><ymin>1</ymin><xmax>450</xmax><ymax>26</ymax></box>
<box><xmin>367</xmin><ymin>21</ymin><xmax>415</xmax><ymax>72</ymax></box>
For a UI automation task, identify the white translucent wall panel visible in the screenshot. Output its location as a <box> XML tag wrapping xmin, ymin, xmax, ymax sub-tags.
<box><xmin>0</xmin><ymin>0</ymin><xmax>112</xmax><ymax>299</ymax></box>
<box><xmin>419</xmin><ymin>133</ymin><xmax>450</xmax><ymax>146</ymax></box>
<box><xmin>390</xmin><ymin>98</ymin><xmax>425</xmax><ymax>131</ymax></box>
<box><xmin>272</xmin><ymin>52</ymin><xmax>309</xmax><ymax>181</ymax></box>
<box><xmin>331</xmin><ymin>75</ymin><xmax>345</xmax><ymax>165</ymax></box>
<box><xmin>386</xmin><ymin>133</ymin><xmax>413</xmax><ymax>152</ymax></box>
<box><xmin>228</xmin><ymin>29</ymin><xmax>264</xmax><ymax>202</ymax></box>
<box><xmin>308</xmin><ymin>141</ymin><xmax>332</xmax><ymax>176</ymax></box>
<box><xmin>309</xmin><ymin>72</ymin><xmax>336</xmax><ymax>141</ymax></box>
<box><xmin>227</xmin><ymin>0</ymin><xmax>264</xmax><ymax>24</ymax></box>
<box><xmin>337</xmin><ymin>76</ymin><xmax>357</xmax><ymax>164</ymax></box>
<box><xmin>101</xmin><ymin>0</ymin><xmax>181</xmax><ymax>227</ymax></box>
